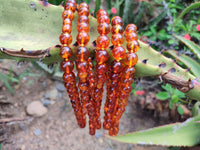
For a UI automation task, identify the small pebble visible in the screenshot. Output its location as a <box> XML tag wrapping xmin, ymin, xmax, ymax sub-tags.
<box><xmin>56</xmin><ymin>83</ymin><xmax>65</xmax><ymax>92</ymax></box>
<box><xmin>26</xmin><ymin>101</ymin><xmax>47</xmax><ymax>117</ymax></box>
<box><xmin>95</xmin><ymin>132</ymin><xmax>102</xmax><ymax>139</ymax></box>
<box><xmin>42</xmin><ymin>99</ymin><xmax>51</xmax><ymax>107</ymax></box>
<box><xmin>106</xmin><ymin>148</ymin><xmax>112</xmax><ymax>150</ymax></box>
<box><xmin>33</xmin><ymin>129</ymin><xmax>41</xmax><ymax>136</ymax></box>
<box><xmin>42</xmin><ymin>81</ymin><xmax>47</xmax><ymax>88</ymax></box>
<box><xmin>44</xmin><ymin>93</ymin><xmax>50</xmax><ymax>99</ymax></box>
<box><xmin>49</xmin><ymin>89</ymin><xmax>58</xmax><ymax>100</ymax></box>
<box><xmin>58</xmin><ymin>92</ymin><xmax>63</xmax><ymax>98</ymax></box>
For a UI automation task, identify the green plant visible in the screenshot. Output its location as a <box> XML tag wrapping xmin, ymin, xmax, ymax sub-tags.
<box><xmin>0</xmin><ymin>0</ymin><xmax>200</xmax><ymax>147</ymax></box>
<box><xmin>156</xmin><ymin>83</ymin><xmax>186</xmax><ymax>115</ymax></box>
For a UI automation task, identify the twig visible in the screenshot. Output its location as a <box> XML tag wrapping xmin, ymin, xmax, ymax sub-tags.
<box><xmin>0</xmin><ymin>117</ymin><xmax>27</xmax><ymax>123</ymax></box>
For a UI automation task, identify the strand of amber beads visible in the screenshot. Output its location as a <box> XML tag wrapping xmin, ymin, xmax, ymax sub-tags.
<box><xmin>94</xmin><ymin>9</ymin><xmax>110</xmax><ymax>129</ymax></box>
<box><xmin>110</xmin><ymin>24</ymin><xmax>139</xmax><ymax>136</ymax></box>
<box><xmin>60</xmin><ymin>0</ymin><xmax>86</xmax><ymax>128</ymax></box>
<box><xmin>103</xmin><ymin>16</ymin><xmax>126</xmax><ymax>134</ymax></box>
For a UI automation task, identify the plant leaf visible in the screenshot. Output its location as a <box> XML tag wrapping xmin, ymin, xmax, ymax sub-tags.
<box><xmin>0</xmin><ymin>72</ymin><xmax>14</xmax><ymax>94</ymax></box>
<box><xmin>177</xmin><ymin>105</ymin><xmax>184</xmax><ymax>115</ymax></box>
<box><xmin>156</xmin><ymin>92</ymin><xmax>170</xmax><ymax>100</ymax></box>
<box><xmin>108</xmin><ymin>116</ymin><xmax>200</xmax><ymax>146</ymax></box>
<box><xmin>166</xmin><ymin>50</ymin><xmax>200</xmax><ymax>77</ymax></box>
<box><xmin>173</xmin><ymin>2</ymin><xmax>200</xmax><ymax>28</ymax></box>
<box><xmin>173</xmin><ymin>35</ymin><xmax>200</xmax><ymax>60</ymax></box>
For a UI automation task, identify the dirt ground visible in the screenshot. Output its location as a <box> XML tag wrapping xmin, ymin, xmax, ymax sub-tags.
<box><xmin>0</xmin><ymin>60</ymin><xmax>173</xmax><ymax>150</ymax></box>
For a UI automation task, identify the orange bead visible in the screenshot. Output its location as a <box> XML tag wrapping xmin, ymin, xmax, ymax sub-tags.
<box><xmin>97</xmin><ymin>15</ymin><xmax>110</xmax><ymax>24</ymax></box>
<box><xmin>76</xmin><ymin>46</ymin><xmax>89</xmax><ymax>61</ymax></box>
<box><xmin>59</xmin><ymin>33</ymin><xmax>72</xmax><ymax>45</ymax></box>
<box><xmin>97</xmin><ymin>23</ymin><xmax>110</xmax><ymax>35</ymax></box>
<box><xmin>60</xmin><ymin>60</ymin><xmax>74</xmax><ymax>73</ymax></box>
<box><xmin>125</xmin><ymin>24</ymin><xmax>137</xmax><ymax>36</ymax></box>
<box><xmin>124</xmin><ymin>52</ymin><xmax>138</xmax><ymax>67</ymax></box>
<box><xmin>62</xmin><ymin>24</ymin><xmax>72</xmax><ymax>33</ymax></box>
<box><xmin>78</xmin><ymin>15</ymin><xmax>89</xmax><ymax>24</ymax></box>
<box><xmin>111</xmin><ymin>25</ymin><xmax>124</xmax><ymax>34</ymax></box>
<box><xmin>95</xmin><ymin>50</ymin><xmax>109</xmax><ymax>64</ymax></box>
<box><xmin>125</xmin><ymin>32</ymin><xmax>138</xmax><ymax>41</ymax></box>
<box><xmin>124</xmin><ymin>66</ymin><xmax>135</xmax><ymax>79</ymax></box>
<box><xmin>96</xmin><ymin>35</ymin><xmax>110</xmax><ymax>49</ymax></box>
<box><xmin>64</xmin><ymin>2</ymin><xmax>76</xmax><ymax>12</ymax></box>
<box><xmin>76</xmin><ymin>32</ymin><xmax>90</xmax><ymax>46</ymax></box>
<box><xmin>112</xmin><ymin>60</ymin><xmax>123</xmax><ymax>73</ymax></box>
<box><xmin>76</xmin><ymin>61</ymin><xmax>88</xmax><ymax>72</ymax></box>
<box><xmin>66</xmin><ymin>0</ymin><xmax>77</xmax><ymax>6</ymax></box>
<box><xmin>78</xmin><ymin>6</ymin><xmax>89</xmax><ymax>16</ymax></box>
<box><xmin>63</xmin><ymin>18</ymin><xmax>72</xmax><ymax>25</ymax></box>
<box><xmin>111</xmin><ymin>33</ymin><xmax>124</xmax><ymax>46</ymax></box>
<box><xmin>112</xmin><ymin>46</ymin><xmax>126</xmax><ymax>61</ymax></box>
<box><xmin>96</xmin><ymin>9</ymin><xmax>108</xmax><ymax>18</ymax></box>
<box><xmin>62</xmin><ymin>10</ymin><xmax>74</xmax><ymax>20</ymax></box>
<box><xmin>63</xmin><ymin>72</ymin><xmax>75</xmax><ymax>83</ymax></box>
<box><xmin>78</xmin><ymin>82</ymin><xmax>89</xmax><ymax>91</ymax></box>
<box><xmin>96</xmin><ymin>63</ymin><xmax>107</xmax><ymax>74</ymax></box>
<box><xmin>78</xmin><ymin>72</ymin><xmax>88</xmax><ymax>79</ymax></box>
<box><xmin>59</xmin><ymin>46</ymin><xmax>72</xmax><ymax>59</ymax></box>
<box><xmin>78</xmin><ymin>2</ymin><xmax>89</xmax><ymax>9</ymax></box>
<box><xmin>111</xmin><ymin>16</ymin><xmax>123</xmax><ymax>26</ymax></box>
<box><xmin>77</xmin><ymin>22</ymin><xmax>90</xmax><ymax>33</ymax></box>
<box><xmin>126</xmin><ymin>40</ymin><xmax>139</xmax><ymax>52</ymax></box>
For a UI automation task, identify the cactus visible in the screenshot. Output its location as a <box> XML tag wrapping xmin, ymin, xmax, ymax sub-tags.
<box><xmin>0</xmin><ymin>0</ymin><xmax>200</xmax><ymax>146</ymax></box>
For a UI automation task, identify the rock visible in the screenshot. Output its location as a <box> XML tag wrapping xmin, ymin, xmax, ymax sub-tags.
<box><xmin>42</xmin><ymin>99</ymin><xmax>51</xmax><ymax>107</ymax></box>
<box><xmin>56</xmin><ymin>83</ymin><xmax>65</xmax><ymax>92</ymax></box>
<box><xmin>33</xmin><ymin>129</ymin><xmax>41</xmax><ymax>136</ymax></box>
<box><xmin>95</xmin><ymin>131</ymin><xmax>102</xmax><ymax>139</ymax></box>
<box><xmin>49</xmin><ymin>88</ymin><xmax>58</xmax><ymax>100</ymax></box>
<box><xmin>26</xmin><ymin>101</ymin><xmax>47</xmax><ymax>117</ymax></box>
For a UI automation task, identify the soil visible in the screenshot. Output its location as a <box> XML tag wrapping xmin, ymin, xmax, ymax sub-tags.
<box><xmin>0</xmin><ymin>59</ymin><xmax>173</xmax><ymax>150</ymax></box>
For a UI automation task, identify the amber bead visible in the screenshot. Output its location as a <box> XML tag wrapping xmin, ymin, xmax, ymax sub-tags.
<box><xmin>111</xmin><ymin>16</ymin><xmax>123</xmax><ymax>26</ymax></box>
<box><xmin>95</xmin><ymin>50</ymin><xmax>109</xmax><ymax>64</ymax></box>
<box><xmin>111</xmin><ymin>33</ymin><xmax>124</xmax><ymax>46</ymax></box>
<box><xmin>78</xmin><ymin>15</ymin><xmax>89</xmax><ymax>24</ymax></box>
<box><xmin>96</xmin><ymin>63</ymin><xmax>107</xmax><ymax>74</ymax></box>
<box><xmin>63</xmin><ymin>18</ymin><xmax>72</xmax><ymax>25</ymax></box>
<box><xmin>96</xmin><ymin>35</ymin><xmax>110</xmax><ymax>49</ymax></box>
<box><xmin>125</xmin><ymin>24</ymin><xmax>137</xmax><ymax>36</ymax></box>
<box><xmin>78</xmin><ymin>2</ymin><xmax>89</xmax><ymax>9</ymax></box>
<box><xmin>76</xmin><ymin>32</ymin><xmax>90</xmax><ymax>46</ymax></box>
<box><xmin>127</xmin><ymin>40</ymin><xmax>139</xmax><ymax>52</ymax></box>
<box><xmin>62</xmin><ymin>24</ymin><xmax>72</xmax><ymax>33</ymax></box>
<box><xmin>78</xmin><ymin>6</ymin><xmax>89</xmax><ymax>16</ymax></box>
<box><xmin>63</xmin><ymin>72</ymin><xmax>75</xmax><ymax>83</ymax></box>
<box><xmin>77</xmin><ymin>22</ymin><xmax>90</xmax><ymax>33</ymax></box>
<box><xmin>124</xmin><ymin>67</ymin><xmax>135</xmax><ymax>79</ymax></box>
<box><xmin>124</xmin><ymin>52</ymin><xmax>138</xmax><ymax>67</ymax></box>
<box><xmin>66</xmin><ymin>0</ymin><xmax>77</xmax><ymax>5</ymax></box>
<box><xmin>125</xmin><ymin>32</ymin><xmax>138</xmax><ymax>41</ymax></box>
<box><xmin>62</xmin><ymin>10</ymin><xmax>74</xmax><ymax>20</ymax></box>
<box><xmin>76</xmin><ymin>61</ymin><xmax>88</xmax><ymax>72</ymax></box>
<box><xmin>78</xmin><ymin>71</ymin><xmax>88</xmax><ymax>79</ymax></box>
<box><xmin>59</xmin><ymin>46</ymin><xmax>72</xmax><ymax>59</ymax></box>
<box><xmin>59</xmin><ymin>33</ymin><xmax>72</xmax><ymax>45</ymax></box>
<box><xmin>96</xmin><ymin>9</ymin><xmax>108</xmax><ymax>18</ymax></box>
<box><xmin>78</xmin><ymin>82</ymin><xmax>89</xmax><ymax>91</ymax></box>
<box><xmin>97</xmin><ymin>23</ymin><xmax>110</xmax><ymax>35</ymax></box>
<box><xmin>60</xmin><ymin>60</ymin><xmax>74</xmax><ymax>73</ymax></box>
<box><xmin>97</xmin><ymin>15</ymin><xmax>110</xmax><ymax>24</ymax></box>
<box><xmin>76</xmin><ymin>46</ymin><xmax>89</xmax><ymax>61</ymax></box>
<box><xmin>112</xmin><ymin>61</ymin><xmax>123</xmax><ymax>73</ymax></box>
<box><xmin>112</xmin><ymin>46</ymin><xmax>126</xmax><ymax>61</ymax></box>
<box><xmin>64</xmin><ymin>2</ymin><xmax>76</xmax><ymax>12</ymax></box>
<box><xmin>111</xmin><ymin>25</ymin><xmax>124</xmax><ymax>34</ymax></box>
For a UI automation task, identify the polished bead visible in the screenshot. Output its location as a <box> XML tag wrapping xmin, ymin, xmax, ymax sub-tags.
<box><xmin>66</xmin><ymin>0</ymin><xmax>77</xmax><ymax>6</ymax></box>
<box><xmin>112</xmin><ymin>61</ymin><xmax>123</xmax><ymax>73</ymax></box>
<box><xmin>111</xmin><ymin>33</ymin><xmax>124</xmax><ymax>46</ymax></box>
<box><xmin>78</xmin><ymin>82</ymin><xmax>89</xmax><ymax>91</ymax></box>
<box><xmin>127</xmin><ymin>40</ymin><xmax>139</xmax><ymax>52</ymax></box>
<box><xmin>96</xmin><ymin>35</ymin><xmax>110</xmax><ymax>49</ymax></box>
<box><xmin>62</xmin><ymin>10</ymin><xmax>74</xmax><ymax>20</ymax></box>
<box><xmin>112</xmin><ymin>46</ymin><xmax>126</xmax><ymax>61</ymax></box>
<box><xmin>76</xmin><ymin>61</ymin><xmax>88</xmax><ymax>72</ymax></box>
<box><xmin>78</xmin><ymin>2</ymin><xmax>89</xmax><ymax>9</ymax></box>
<box><xmin>124</xmin><ymin>52</ymin><xmax>138</xmax><ymax>67</ymax></box>
<box><xmin>63</xmin><ymin>18</ymin><xmax>72</xmax><ymax>25</ymax></box>
<box><xmin>96</xmin><ymin>63</ymin><xmax>107</xmax><ymax>74</ymax></box>
<box><xmin>63</xmin><ymin>72</ymin><xmax>75</xmax><ymax>83</ymax></box>
<box><xmin>97</xmin><ymin>23</ymin><xmax>110</xmax><ymax>35</ymax></box>
<box><xmin>111</xmin><ymin>16</ymin><xmax>123</xmax><ymax>26</ymax></box>
<box><xmin>125</xmin><ymin>32</ymin><xmax>138</xmax><ymax>41</ymax></box>
<box><xmin>97</xmin><ymin>15</ymin><xmax>110</xmax><ymax>24</ymax></box>
<box><xmin>76</xmin><ymin>46</ymin><xmax>89</xmax><ymax>61</ymax></box>
<box><xmin>76</xmin><ymin>32</ymin><xmax>90</xmax><ymax>46</ymax></box>
<box><xmin>78</xmin><ymin>72</ymin><xmax>88</xmax><ymax>79</ymax></box>
<box><xmin>60</xmin><ymin>60</ymin><xmax>74</xmax><ymax>73</ymax></box>
<box><xmin>62</xmin><ymin>24</ymin><xmax>72</xmax><ymax>33</ymax></box>
<box><xmin>59</xmin><ymin>33</ymin><xmax>72</xmax><ymax>45</ymax></box>
<box><xmin>124</xmin><ymin>67</ymin><xmax>135</xmax><ymax>78</ymax></box>
<box><xmin>111</xmin><ymin>25</ymin><xmax>124</xmax><ymax>34</ymax></box>
<box><xmin>77</xmin><ymin>22</ymin><xmax>90</xmax><ymax>33</ymax></box>
<box><xmin>96</xmin><ymin>9</ymin><xmax>108</xmax><ymax>18</ymax></box>
<box><xmin>78</xmin><ymin>6</ymin><xmax>89</xmax><ymax>16</ymax></box>
<box><xmin>59</xmin><ymin>46</ymin><xmax>72</xmax><ymax>59</ymax></box>
<box><xmin>78</xmin><ymin>15</ymin><xmax>89</xmax><ymax>24</ymax></box>
<box><xmin>125</xmin><ymin>24</ymin><xmax>137</xmax><ymax>36</ymax></box>
<box><xmin>95</xmin><ymin>50</ymin><xmax>109</xmax><ymax>63</ymax></box>
<box><xmin>64</xmin><ymin>2</ymin><xmax>76</xmax><ymax>12</ymax></box>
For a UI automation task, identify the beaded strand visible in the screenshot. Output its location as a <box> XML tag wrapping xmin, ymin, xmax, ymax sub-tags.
<box><xmin>60</xmin><ymin>0</ymin><xmax>86</xmax><ymax>128</ymax></box>
<box><xmin>94</xmin><ymin>9</ymin><xmax>110</xmax><ymax>129</ymax></box>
